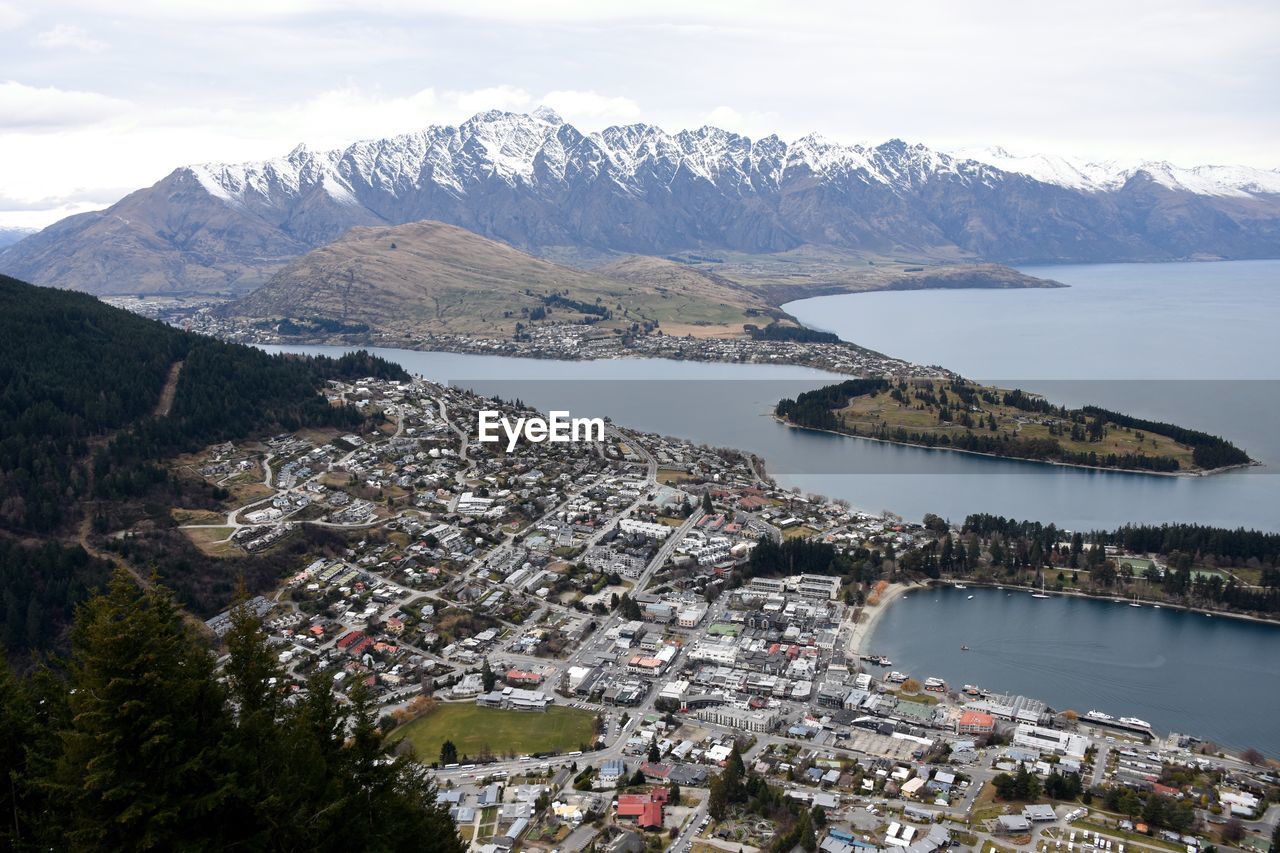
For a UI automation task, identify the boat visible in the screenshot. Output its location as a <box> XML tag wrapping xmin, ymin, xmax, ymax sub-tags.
<box><xmin>953</xmin><ymin>583</ymin><xmax>967</xmax><ymax>590</ymax></box>
<box><xmin>923</xmin><ymin>677</ymin><xmax>948</xmax><ymax>693</ymax></box>
<box><xmin>1031</xmin><ymin>577</ymin><xmax>1050</xmax><ymax>599</ymax></box>
<box><xmin>960</xmin><ymin>645</ymin><xmax>970</xmax><ymax>651</ymax></box>
<box><xmin>1118</xmin><ymin>716</ymin><xmax>1152</xmax><ymax>733</ymax></box>
<box><xmin>966</xmin><ymin>594</ymin><xmax>974</xmax><ymax>600</ymax></box>
<box><xmin>1086</xmin><ymin>709</ymin><xmax>1154</xmax><ymax>736</ymax></box>
<box><xmin>962</xmin><ymin>684</ymin><xmax>981</xmax><ymax>696</ymax></box>
<box><xmin>1129</xmin><ymin>592</ymin><xmax>1142</xmax><ymax>608</ymax></box>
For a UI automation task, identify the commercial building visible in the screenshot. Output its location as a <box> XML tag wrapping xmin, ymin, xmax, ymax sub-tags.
<box><xmin>1013</xmin><ymin>723</ymin><xmax>1088</xmax><ymax>759</ymax></box>
<box><xmin>957</xmin><ymin>710</ymin><xmax>995</xmax><ymax>735</ymax></box>
<box><xmin>793</xmin><ymin>574</ymin><xmax>842</xmax><ymax>601</ymax></box>
<box><xmin>696</xmin><ymin>705</ymin><xmax>779</xmax><ymax>733</ymax></box>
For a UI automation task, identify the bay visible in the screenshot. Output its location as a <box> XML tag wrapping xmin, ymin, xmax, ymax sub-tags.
<box><xmin>865</xmin><ymin>585</ymin><xmax>1280</xmax><ymax>755</ymax></box>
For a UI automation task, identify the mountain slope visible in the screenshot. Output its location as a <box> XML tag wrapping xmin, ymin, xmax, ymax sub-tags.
<box><xmin>225</xmin><ymin>220</ymin><xmax>777</xmax><ymax>336</ymax></box>
<box><xmin>5</xmin><ymin>108</ymin><xmax>1280</xmax><ymax>295</ymax></box>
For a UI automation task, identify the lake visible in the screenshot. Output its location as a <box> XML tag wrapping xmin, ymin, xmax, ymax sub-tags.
<box><xmin>864</xmin><ymin>585</ymin><xmax>1280</xmax><ymax>755</ymax></box>
<box><xmin>266</xmin><ymin>258</ymin><xmax>1280</xmax><ymax>754</ymax></box>
<box><xmin>268</xmin><ymin>261</ymin><xmax>1280</xmax><ymax>531</ymax></box>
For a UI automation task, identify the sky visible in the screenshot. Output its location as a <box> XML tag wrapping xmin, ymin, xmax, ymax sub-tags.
<box><xmin>1</xmin><ymin>0</ymin><xmax>1278</xmax><ymax>228</ymax></box>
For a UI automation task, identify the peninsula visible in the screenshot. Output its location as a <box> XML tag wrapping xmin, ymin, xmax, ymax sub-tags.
<box><xmin>775</xmin><ymin>377</ymin><xmax>1253</xmax><ymax>475</ymax></box>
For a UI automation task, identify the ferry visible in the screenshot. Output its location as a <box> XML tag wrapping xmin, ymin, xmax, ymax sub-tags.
<box><xmin>1086</xmin><ymin>710</ymin><xmax>1154</xmax><ymax>736</ymax></box>
<box><xmin>923</xmin><ymin>676</ymin><xmax>947</xmax><ymax>692</ymax></box>
<box><xmin>962</xmin><ymin>684</ymin><xmax>981</xmax><ymax>696</ymax></box>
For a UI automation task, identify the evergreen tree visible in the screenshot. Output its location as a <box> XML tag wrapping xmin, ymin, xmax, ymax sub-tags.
<box><xmin>481</xmin><ymin>658</ymin><xmax>496</xmax><ymax>692</ymax></box>
<box><xmin>440</xmin><ymin>740</ymin><xmax>459</xmax><ymax>766</ymax></box>
<box><xmin>55</xmin><ymin>570</ymin><xmax>234</xmax><ymax>850</ymax></box>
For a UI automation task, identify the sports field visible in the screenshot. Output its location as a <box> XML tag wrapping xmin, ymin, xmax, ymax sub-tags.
<box><xmin>389</xmin><ymin>703</ymin><xmax>596</xmax><ymax>762</ymax></box>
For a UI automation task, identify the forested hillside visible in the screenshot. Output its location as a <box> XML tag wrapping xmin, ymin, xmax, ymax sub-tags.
<box><xmin>0</xmin><ymin>274</ymin><xmax>407</xmax><ymax>657</ymax></box>
<box><xmin>0</xmin><ymin>571</ymin><xmax>465</xmax><ymax>851</ymax></box>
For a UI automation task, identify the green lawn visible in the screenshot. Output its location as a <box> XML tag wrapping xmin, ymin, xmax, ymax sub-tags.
<box><xmin>389</xmin><ymin>703</ymin><xmax>596</xmax><ymax>763</ymax></box>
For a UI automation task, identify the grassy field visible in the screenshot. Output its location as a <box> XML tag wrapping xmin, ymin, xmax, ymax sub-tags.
<box><xmin>836</xmin><ymin>378</ymin><xmax>1201</xmax><ymax>469</ymax></box>
<box><xmin>180</xmin><ymin>525</ymin><xmax>238</xmax><ymax>556</ymax></box>
<box><xmin>389</xmin><ymin>703</ymin><xmax>597</xmax><ymax>762</ymax></box>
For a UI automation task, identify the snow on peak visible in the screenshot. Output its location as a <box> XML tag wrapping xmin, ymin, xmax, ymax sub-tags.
<box><xmin>530</xmin><ymin>105</ymin><xmax>564</xmax><ymax>124</ymax></box>
<box><xmin>952</xmin><ymin>145</ymin><xmax>1280</xmax><ymax>197</ymax></box>
<box><xmin>180</xmin><ymin>110</ymin><xmax>1280</xmax><ymax>209</ymax></box>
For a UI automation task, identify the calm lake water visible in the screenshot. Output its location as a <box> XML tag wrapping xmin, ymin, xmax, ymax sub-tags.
<box><xmin>268</xmin><ymin>258</ymin><xmax>1280</xmax><ymax>753</ymax></box>
<box><xmin>865</xmin><ymin>586</ymin><xmax>1280</xmax><ymax>755</ymax></box>
<box><xmin>269</xmin><ymin>260</ymin><xmax>1280</xmax><ymax>531</ymax></box>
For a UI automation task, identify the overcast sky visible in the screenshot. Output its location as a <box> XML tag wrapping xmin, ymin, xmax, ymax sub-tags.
<box><xmin>1</xmin><ymin>0</ymin><xmax>1277</xmax><ymax>228</ymax></box>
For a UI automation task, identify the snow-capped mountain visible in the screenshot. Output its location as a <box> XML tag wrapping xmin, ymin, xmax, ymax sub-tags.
<box><xmin>4</xmin><ymin>108</ymin><xmax>1280</xmax><ymax>295</ymax></box>
<box><xmin>952</xmin><ymin>145</ymin><xmax>1280</xmax><ymax>197</ymax></box>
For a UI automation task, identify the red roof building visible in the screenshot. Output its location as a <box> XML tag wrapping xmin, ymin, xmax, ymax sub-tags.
<box><xmin>335</xmin><ymin>631</ymin><xmax>366</xmax><ymax>650</ymax></box>
<box><xmin>617</xmin><ymin>789</ymin><xmax>667</xmax><ymax>829</ymax></box>
<box><xmin>957</xmin><ymin>710</ymin><xmax>995</xmax><ymax>734</ymax></box>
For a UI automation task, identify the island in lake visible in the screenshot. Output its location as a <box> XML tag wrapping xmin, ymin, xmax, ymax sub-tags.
<box><xmin>775</xmin><ymin>377</ymin><xmax>1253</xmax><ymax>474</ymax></box>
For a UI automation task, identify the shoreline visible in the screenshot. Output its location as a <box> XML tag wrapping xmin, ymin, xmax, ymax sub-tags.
<box><xmin>772</xmin><ymin>416</ymin><xmax>1257</xmax><ymax>478</ymax></box>
<box><xmin>847</xmin><ymin>582</ymin><xmax>912</xmax><ymax>658</ymax></box>
<box><xmin>948</xmin><ymin>579</ymin><xmax>1280</xmax><ymax>628</ymax></box>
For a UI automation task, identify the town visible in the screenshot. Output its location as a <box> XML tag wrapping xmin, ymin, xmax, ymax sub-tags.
<box><xmin>135</xmin><ymin>301</ymin><xmax>937</xmax><ymax>380</ymax></box>
<box><xmin>176</xmin><ymin>374</ymin><xmax>1278</xmax><ymax>853</ymax></box>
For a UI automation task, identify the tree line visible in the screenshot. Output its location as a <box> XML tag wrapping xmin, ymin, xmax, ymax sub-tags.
<box><xmin>774</xmin><ymin>376</ymin><xmax>1249</xmax><ymax>473</ymax></box>
<box><xmin>0</xmin><ymin>274</ymin><xmax>407</xmax><ymax>534</ymax></box>
<box><xmin>746</xmin><ymin>322</ymin><xmax>842</xmax><ymax>344</ymax></box>
<box><xmin>1081</xmin><ymin>406</ymin><xmax>1250</xmax><ymax>469</ymax></box>
<box><xmin>0</xmin><ymin>569</ymin><xmax>465</xmax><ymax>852</ymax></box>
<box><xmin>774</xmin><ymin>378</ymin><xmax>889</xmax><ymax>431</ymax></box>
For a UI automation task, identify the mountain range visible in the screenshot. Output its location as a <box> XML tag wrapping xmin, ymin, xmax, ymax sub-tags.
<box><xmin>3</xmin><ymin>107</ymin><xmax>1279</xmax><ymax>296</ymax></box>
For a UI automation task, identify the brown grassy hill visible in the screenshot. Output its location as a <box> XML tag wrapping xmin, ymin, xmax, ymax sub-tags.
<box><xmin>226</xmin><ymin>221</ymin><xmax>775</xmax><ymax>337</ymax></box>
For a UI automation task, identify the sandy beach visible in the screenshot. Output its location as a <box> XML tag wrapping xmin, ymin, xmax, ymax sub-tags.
<box><xmin>846</xmin><ymin>581</ymin><xmax>912</xmax><ymax>658</ymax></box>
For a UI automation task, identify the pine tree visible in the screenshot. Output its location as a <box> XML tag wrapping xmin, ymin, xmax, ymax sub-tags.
<box><xmin>55</xmin><ymin>569</ymin><xmax>234</xmax><ymax>850</ymax></box>
<box><xmin>481</xmin><ymin>658</ymin><xmax>496</xmax><ymax>692</ymax></box>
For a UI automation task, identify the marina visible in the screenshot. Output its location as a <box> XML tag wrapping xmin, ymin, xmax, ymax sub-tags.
<box><xmin>865</xmin><ymin>584</ymin><xmax>1280</xmax><ymax>754</ymax></box>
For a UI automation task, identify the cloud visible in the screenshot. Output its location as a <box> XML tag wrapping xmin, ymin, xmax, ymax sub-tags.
<box><xmin>449</xmin><ymin>85</ymin><xmax>533</xmax><ymax>116</ymax></box>
<box><xmin>33</xmin><ymin>23</ymin><xmax>106</xmax><ymax>51</ymax></box>
<box><xmin>541</xmin><ymin>91</ymin><xmax>642</xmax><ymax>128</ymax></box>
<box><xmin>0</xmin><ymin>81</ymin><xmax>130</xmax><ymax>131</ymax></box>
<box><xmin>0</xmin><ymin>1</ymin><xmax>26</xmax><ymax>30</ymax></box>
<box><xmin>703</xmin><ymin>106</ymin><xmax>781</xmax><ymax>138</ymax></box>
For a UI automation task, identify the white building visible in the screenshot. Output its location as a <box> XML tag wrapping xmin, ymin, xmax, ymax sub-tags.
<box><xmin>618</xmin><ymin>518</ymin><xmax>672</xmax><ymax>540</ymax></box>
<box><xmin>1012</xmin><ymin>723</ymin><xmax>1088</xmax><ymax>759</ymax></box>
<box><xmin>792</xmin><ymin>574</ymin><xmax>842</xmax><ymax>601</ymax></box>
<box><xmin>677</xmin><ymin>605</ymin><xmax>708</xmax><ymax>628</ymax></box>
<box><xmin>697</xmin><ymin>705</ymin><xmax>779</xmax><ymax>733</ymax></box>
